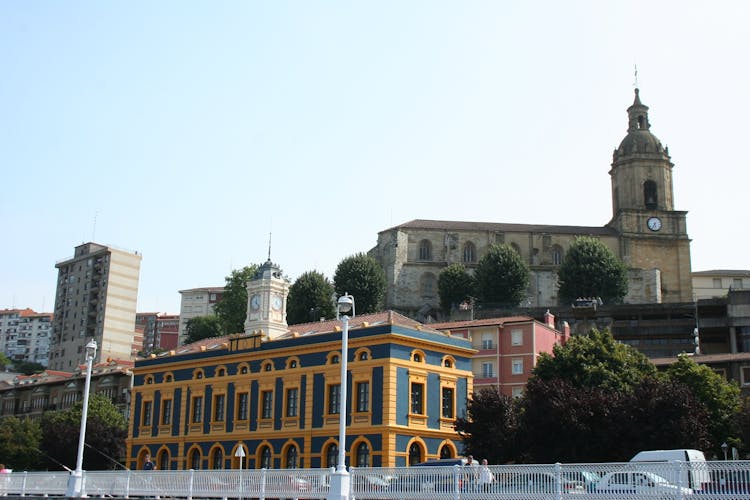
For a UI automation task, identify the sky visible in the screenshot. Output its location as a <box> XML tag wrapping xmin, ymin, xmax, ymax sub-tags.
<box><xmin>2</xmin><ymin>1</ymin><xmax>749</xmax><ymax>315</ymax></box>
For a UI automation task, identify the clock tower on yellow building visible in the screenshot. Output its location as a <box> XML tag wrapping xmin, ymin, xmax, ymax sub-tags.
<box><xmin>244</xmin><ymin>259</ymin><xmax>290</xmax><ymax>340</ymax></box>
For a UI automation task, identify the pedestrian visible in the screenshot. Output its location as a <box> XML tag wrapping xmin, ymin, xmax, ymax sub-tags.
<box><xmin>479</xmin><ymin>459</ymin><xmax>495</xmax><ymax>492</ymax></box>
<box><xmin>464</xmin><ymin>455</ymin><xmax>479</xmax><ymax>491</ymax></box>
<box><xmin>0</xmin><ymin>464</ymin><xmax>10</xmax><ymax>496</ymax></box>
<box><xmin>143</xmin><ymin>454</ymin><xmax>155</xmax><ymax>471</ymax></box>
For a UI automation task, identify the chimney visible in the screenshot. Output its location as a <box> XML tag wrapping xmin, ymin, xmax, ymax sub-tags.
<box><xmin>544</xmin><ymin>309</ymin><xmax>555</xmax><ymax>328</ymax></box>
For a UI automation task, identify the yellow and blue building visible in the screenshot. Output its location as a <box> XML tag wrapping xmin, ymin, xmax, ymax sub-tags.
<box><xmin>126</xmin><ymin>260</ymin><xmax>474</xmax><ymax>470</ymax></box>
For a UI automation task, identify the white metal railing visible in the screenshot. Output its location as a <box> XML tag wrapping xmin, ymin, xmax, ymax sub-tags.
<box><xmin>1</xmin><ymin>461</ymin><xmax>749</xmax><ymax>499</ymax></box>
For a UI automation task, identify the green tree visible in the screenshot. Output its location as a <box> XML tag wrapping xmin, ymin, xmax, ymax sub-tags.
<box><xmin>0</xmin><ymin>417</ymin><xmax>42</xmax><ymax>471</ymax></box>
<box><xmin>454</xmin><ymin>387</ymin><xmax>521</xmax><ymax>464</ymax></box>
<box><xmin>184</xmin><ymin>315</ymin><xmax>224</xmax><ymax>344</ymax></box>
<box><xmin>0</xmin><ymin>352</ymin><xmax>11</xmax><ymax>370</ymax></box>
<box><xmin>664</xmin><ymin>354</ymin><xmax>742</xmax><ymax>453</ymax></box>
<box><xmin>533</xmin><ymin>328</ymin><xmax>656</xmax><ymax>392</ymax></box>
<box><xmin>473</xmin><ymin>244</ymin><xmax>530</xmax><ymax>308</ymax></box>
<box><xmin>12</xmin><ymin>361</ymin><xmax>46</xmax><ymax>375</ymax></box>
<box><xmin>438</xmin><ymin>264</ymin><xmax>475</xmax><ymax>315</ymax></box>
<box><xmin>333</xmin><ymin>253</ymin><xmax>386</xmax><ymax>314</ymax></box>
<box><xmin>556</xmin><ymin>236</ymin><xmax>628</xmax><ymax>305</ymax></box>
<box><xmin>40</xmin><ymin>394</ymin><xmax>127</xmax><ymax>471</ymax></box>
<box><xmin>287</xmin><ymin>271</ymin><xmax>336</xmax><ymax>325</ymax></box>
<box><xmin>213</xmin><ymin>265</ymin><xmax>259</xmax><ymax>334</ymax></box>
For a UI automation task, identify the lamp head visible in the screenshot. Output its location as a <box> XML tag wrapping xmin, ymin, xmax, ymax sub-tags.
<box><xmin>85</xmin><ymin>339</ymin><xmax>98</xmax><ymax>359</ymax></box>
<box><xmin>337</xmin><ymin>293</ymin><xmax>355</xmax><ymax>317</ymax></box>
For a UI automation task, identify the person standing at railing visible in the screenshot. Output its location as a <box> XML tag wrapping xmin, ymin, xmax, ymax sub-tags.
<box><xmin>143</xmin><ymin>454</ymin><xmax>155</xmax><ymax>471</ymax></box>
<box><xmin>478</xmin><ymin>459</ymin><xmax>494</xmax><ymax>492</ymax></box>
<box><xmin>0</xmin><ymin>463</ymin><xmax>10</xmax><ymax>496</ymax></box>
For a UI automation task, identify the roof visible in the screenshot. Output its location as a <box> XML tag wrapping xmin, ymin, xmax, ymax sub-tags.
<box><xmin>692</xmin><ymin>270</ymin><xmax>750</xmax><ymax>277</ymax></box>
<box><xmin>178</xmin><ymin>286</ymin><xmax>225</xmax><ymax>294</ymax></box>
<box><xmin>381</xmin><ymin>219</ymin><xmax>618</xmax><ymax>236</ymax></box>
<box><xmin>0</xmin><ymin>308</ymin><xmax>52</xmax><ymax>318</ymax></box>
<box><xmin>651</xmin><ymin>352</ymin><xmax>750</xmax><ymax>366</ymax></box>
<box><xmin>429</xmin><ymin>315</ymin><xmax>538</xmax><ymax>330</ymax></box>
<box><xmin>151</xmin><ymin>310</ymin><xmax>453</xmax><ymax>358</ymax></box>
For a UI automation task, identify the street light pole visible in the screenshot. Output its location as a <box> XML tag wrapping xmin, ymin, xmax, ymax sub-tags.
<box><xmin>66</xmin><ymin>339</ymin><xmax>98</xmax><ymax>497</ymax></box>
<box><xmin>328</xmin><ymin>294</ymin><xmax>354</xmax><ymax>500</ymax></box>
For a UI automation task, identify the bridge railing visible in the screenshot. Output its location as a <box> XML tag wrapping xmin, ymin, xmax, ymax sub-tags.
<box><xmin>1</xmin><ymin>460</ymin><xmax>749</xmax><ymax>499</ymax></box>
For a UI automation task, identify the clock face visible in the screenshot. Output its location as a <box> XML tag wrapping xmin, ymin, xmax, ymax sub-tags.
<box><xmin>250</xmin><ymin>294</ymin><xmax>261</xmax><ymax>310</ymax></box>
<box><xmin>272</xmin><ymin>294</ymin><xmax>283</xmax><ymax>311</ymax></box>
<box><xmin>647</xmin><ymin>216</ymin><xmax>662</xmax><ymax>232</ymax></box>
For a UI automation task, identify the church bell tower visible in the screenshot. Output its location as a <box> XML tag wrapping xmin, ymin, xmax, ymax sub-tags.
<box><xmin>608</xmin><ymin>88</ymin><xmax>693</xmax><ymax>302</ymax></box>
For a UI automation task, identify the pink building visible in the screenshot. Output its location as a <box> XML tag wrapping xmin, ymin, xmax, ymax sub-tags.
<box><xmin>431</xmin><ymin>312</ymin><xmax>570</xmax><ymax>397</ymax></box>
<box><xmin>156</xmin><ymin>314</ymin><xmax>180</xmax><ymax>350</ymax></box>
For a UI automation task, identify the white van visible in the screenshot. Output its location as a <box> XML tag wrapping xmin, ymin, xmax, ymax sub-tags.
<box><xmin>630</xmin><ymin>449</ymin><xmax>709</xmax><ymax>490</ymax></box>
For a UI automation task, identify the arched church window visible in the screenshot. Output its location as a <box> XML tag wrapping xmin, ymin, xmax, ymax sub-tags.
<box><xmin>644</xmin><ymin>180</ymin><xmax>658</xmax><ymax>209</ymax></box>
<box><xmin>463</xmin><ymin>242</ymin><xmax>476</xmax><ymax>263</ymax></box>
<box><xmin>418</xmin><ymin>239</ymin><xmax>432</xmax><ymax>261</ymax></box>
<box><xmin>637</xmin><ymin>115</ymin><xmax>645</xmax><ymax>129</ymax></box>
<box><xmin>408</xmin><ymin>442</ymin><xmax>422</xmax><ymax>466</ymax></box>
<box><xmin>551</xmin><ymin>245</ymin><xmax>563</xmax><ymax>265</ymax></box>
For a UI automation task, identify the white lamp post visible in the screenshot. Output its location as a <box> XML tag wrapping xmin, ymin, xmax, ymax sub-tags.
<box><xmin>328</xmin><ymin>293</ymin><xmax>354</xmax><ymax>500</ymax></box>
<box><xmin>66</xmin><ymin>339</ymin><xmax>98</xmax><ymax>497</ymax></box>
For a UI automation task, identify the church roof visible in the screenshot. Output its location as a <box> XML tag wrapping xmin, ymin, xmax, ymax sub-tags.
<box><xmin>381</xmin><ymin>219</ymin><xmax>618</xmax><ymax>236</ymax></box>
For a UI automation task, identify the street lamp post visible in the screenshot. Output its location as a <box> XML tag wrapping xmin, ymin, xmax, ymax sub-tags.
<box><xmin>66</xmin><ymin>339</ymin><xmax>98</xmax><ymax>497</ymax></box>
<box><xmin>721</xmin><ymin>442</ymin><xmax>729</xmax><ymax>461</ymax></box>
<box><xmin>328</xmin><ymin>294</ymin><xmax>354</xmax><ymax>500</ymax></box>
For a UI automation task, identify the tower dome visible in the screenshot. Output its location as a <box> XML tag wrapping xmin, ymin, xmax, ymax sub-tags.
<box><xmin>613</xmin><ymin>88</ymin><xmax>670</xmax><ymax>161</ymax></box>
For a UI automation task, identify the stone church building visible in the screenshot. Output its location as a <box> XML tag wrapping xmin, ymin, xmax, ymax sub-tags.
<box><xmin>370</xmin><ymin>89</ymin><xmax>693</xmax><ymax>320</ymax></box>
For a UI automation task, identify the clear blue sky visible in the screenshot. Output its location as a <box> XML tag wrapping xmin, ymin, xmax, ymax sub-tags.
<box><xmin>2</xmin><ymin>1</ymin><xmax>748</xmax><ymax>315</ymax></box>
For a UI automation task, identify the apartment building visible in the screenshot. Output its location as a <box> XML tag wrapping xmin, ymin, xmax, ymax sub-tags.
<box><xmin>48</xmin><ymin>242</ymin><xmax>142</xmax><ymax>370</ymax></box>
<box><xmin>0</xmin><ymin>308</ymin><xmax>53</xmax><ymax>366</ymax></box>
<box><xmin>178</xmin><ymin>287</ymin><xmax>224</xmax><ymax>346</ymax></box>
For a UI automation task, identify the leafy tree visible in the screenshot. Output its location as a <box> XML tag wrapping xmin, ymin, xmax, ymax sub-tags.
<box><xmin>533</xmin><ymin>328</ymin><xmax>656</xmax><ymax>392</ymax></box>
<box><xmin>0</xmin><ymin>417</ymin><xmax>42</xmax><ymax>471</ymax></box>
<box><xmin>287</xmin><ymin>271</ymin><xmax>336</xmax><ymax>325</ymax></box>
<box><xmin>213</xmin><ymin>265</ymin><xmax>258</xmax><ymax>334</ymax></box>
<box><xmin>454</xmin><ymin>387</ymin><xmax>520</xmax><ymax>464</ymax></box>
<box><xmin>0</xmin><ymin>352</ymin><xmax>11</xmax><ymax>370</ymax></box>
<box><xmin>473</xmin><ymin>244</ymin><xmax>529</xmax><ymax>307</ymax></box>
<box><xmin>333</xmin><ymin>253</ymin><xmax>386</xmax><ymax>314</ymax></box>
<box><xmin>556</xmin><ymin>236</ymin><xmax>628</xmax><ymax>305</ymax></box>
<box><xmin>40</xmin><ymin>394</ymin><xmax>127</xmax><ymax>471</ymax></box>
<box><xmin>184</xmin><ymin>315</ymin><xmax>224</xmax><ymax>344</ymax></box>
<box><xmin>12</xmin><ymin>361</ymin><xmax>46</xmax><ymax>375</ymax></box>
<box><xmin>438</xmin><ymin>264</ymin><xmax>475</xmax><ymax>315</ymax></box>
<box><xmin>664</xmin><ymin>354</ymin><xmax>742</xmax><ymax>453</ymax></box>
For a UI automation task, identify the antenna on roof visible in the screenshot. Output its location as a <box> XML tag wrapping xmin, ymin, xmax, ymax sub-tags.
<box><xmin>267</xmin><ymin>232</ymin><xmax>272</xmax><ymax>261</ymax></box>
<box><xmin>633</xmin><ymin>64</ymin><xmax>639</xmax><ymax>88</ymax></box>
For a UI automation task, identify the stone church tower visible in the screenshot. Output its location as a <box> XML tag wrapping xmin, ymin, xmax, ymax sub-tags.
<box><xmin>607</xmin><ymin>88</ymin><xmax>693</xmax><ymax>302</ymax></box>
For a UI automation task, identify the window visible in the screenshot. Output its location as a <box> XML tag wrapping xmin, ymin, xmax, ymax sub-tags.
<box><xmin>237</xmin><ymin>393</ymin><xmax>249</xmax><ymax>420</ymax></box>
<box><xmin>214</xmin><ymin>394</ymin><xmax>225</xmax><ymax>422</ymax></box>
<box><xmin>408</xmin><ymin>443</ymin><xmax>422</xmax><ymax>466</ymax></box>
<box><xmin>261</xmin><ymin>391</ymin><xmax>273</xmax><ymax>419</ymax></box>
<box><xmin>418</xmin><ymin>239</ymin><xmax>432</xmax><ymax>261</ymax></box>
<box><xmin>285</xmin><ymin>445</ymin><xmax>298</xmax><ymax>469</ymax></box>
<box><xmin>410</xmin><ymin>383</ymin><xmax>424</xmax><ymax>414</ymax></box>
<box><xmin>212</xmin><ymin>448</ymin><xmax>224</xmax><ymax>469</ymax></box>
<box><xmin>512</xmin><ymin>358</ymin><xmax>524</xmax><ymax>375</ymax></box>
<box><xmin>328</xmin><ymin>384</ymin><xmax>341</xmax><ymax>414</ymax></box>
<box><xmin>356</xmin><ymin>382</ymin><xmax>369</xmax><ymax>412</ymax></box>
<box><xmin>286</xmin><ymin>388</ymin><xmax>298</xmax><ymax>417</ymax></box>
<box><xmin>643</xmin><ymin>180</ymin><xmax>657</xmax><ymax>209</ymax></box>
<box><xmin>713</xmin><ymin>278</ymin><xmax>722</xmax><ymax>289</ymax></box>
<box><xmin>462</xmin><ymin>241</ymin><xmax>476</xmax><ymax>263</ymax></box>
<box><xmin>142</xmin><ymin>401</ymin><xmax>152</xmax><ymax>426</ymax></box>
<box><xmin>552</xmin><ymin>245</ymin><xmax>563</xmax><ymax>265</ymax></box>
<box><xmin>481</xmin><ymin>333</ymin><xmax>493</xmax><ymax>349</ymax></box>
<box><xmin>189</xmin><ymin>449</ymin><xmax>201</xmax><ymax>470</ymax></box>
<box><xmin>482</xmin><ymin>362</ymin><xmax>494</xmax><ymax>378</ymax></box>
<box><xmin>733</xmin><ymin>278</ymin><xmax>743</xmax><ymax>289</ymax></box>
<box><xmin>356</xmin><ymin>442</ymin><xmax>370</xmax><ymax>467</ymax></box>
<box><xmin>161</xmin><ymin>399</ymin><xmax>172</xmax><ymax>425</ymax></box>
<box><xmin>512</xmin><ymin>387</ymin><xmax>524</xmax><ymax>398</ymax></box>
<box><xmin>741</xmin><ymin>366</ymin><xmax>750</xmax><ymax>386</ymax></box>
<box><xmin>511</xmin><ymin>329</ymin><xmax>523</xmax><ymax>346</ymax></box>
<box><xmin>326</xmin><ymin>444</ymin><xmax>338</xmax><ymax>468</ymax></box>
<box><xmin>159</xmin><ymin>451</ymin><xmax>170</xmax><ymax>471</ymax></box>
<box><xmin>192</xmin><ymin>396</ymin><xmax>203</xmax><ymax>423</ymax></box>
<box><xmin>441</xmin><ymin>387</ymin><xmax>455</xmax><ymax>418</ymax></box>
<box><xmin>260</xmin><ymin>446</ymin><xmax>272</xmax><ymax>469</ymax></box>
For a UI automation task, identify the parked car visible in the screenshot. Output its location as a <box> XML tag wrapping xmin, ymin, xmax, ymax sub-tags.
<box><xmin>595</xmin><ymin>470</ymin><xmax>693</xmax><ymax>497</ymax></box>
<box><xmin>496</xmin><ymin>471</ymin><xmax>585</xmax><ymax>495</ymax></box>
<box><xmin>561</xmin><ymin>470</ymin><xmax>601</xmax><ymax>492</ymax></box>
